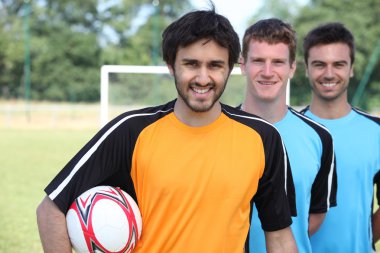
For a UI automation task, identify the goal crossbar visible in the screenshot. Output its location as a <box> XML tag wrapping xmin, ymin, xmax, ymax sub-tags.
<box><xmin>100</xmin><ymin>65</ymin><xmax>241</xmax><ymax>127</ymax></box>
<box><xmin>100</xmin><ymin>65</ymin><xmax>289</xmax><ymax>127</ymax></box>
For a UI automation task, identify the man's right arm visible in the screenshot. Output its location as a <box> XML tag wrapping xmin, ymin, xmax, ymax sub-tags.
<box><xmin>373</xmin><ymin>205</ymin><xmax>380</xmax><ymax>243</ymax></box>
<box><xmin>36</xmin><ymin>196</ymin><xmax>72</xmax><ymax>253</ymax></box>
<box><xmin>265</xmin><ymin>227</ymin><xmax>298</xmax><ymax>253</ymax></box>
<box><xmin>308</xmin><ymin>213</ymin><xmax>326</xmax><ymax>236</ymax></box>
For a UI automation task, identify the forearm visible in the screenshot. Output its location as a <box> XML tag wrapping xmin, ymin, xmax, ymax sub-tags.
<box><xmin>36</xmin><ymin>196</ymin><xmax>72</xmax><ymax>253</ymax></box>
<box><xmin>308</xmin><ymin>213</ymin><xmax>326</xmax><ymax>236</ymax></box>
<box><xmin>373</xmin><ymin>208</ymin><xmax>380</xmax><ymax>243</ymax></box>
<box><xmin>265</xmin><ymin>227</ymin><xmax>298</xmax><ymax>253</ymax></box>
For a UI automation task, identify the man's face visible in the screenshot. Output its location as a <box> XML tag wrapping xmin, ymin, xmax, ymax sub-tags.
<box><xmin>240</xmin><ymin>40</ymin><xmax>296</xmax><ymax>103</ymax></box>
<box><xmin>168</xmin><ymin>39</ymin><xmax>230</xmax><ymax>113</ymax></box>
<box><xmin>306</xmin><ymin>43</ymin><xmax>354</xmax><ymax>102</ymax></box>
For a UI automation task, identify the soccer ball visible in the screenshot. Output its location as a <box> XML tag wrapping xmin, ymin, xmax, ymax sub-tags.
<box><xmin>66</xmin><ymin>185</ymin><xmax>142</xmax><ymax>253</ymax></box>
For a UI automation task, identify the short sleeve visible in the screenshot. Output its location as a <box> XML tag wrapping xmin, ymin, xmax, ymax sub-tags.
<box><xmin>310</xmin><ymin>130</ymin><xmax>337</xmax><ymax>213</ymax></box>
<box><xmin>254</xmin><ymin>131</ymin><xmax>294</xmax><ymax>232</ymax></box>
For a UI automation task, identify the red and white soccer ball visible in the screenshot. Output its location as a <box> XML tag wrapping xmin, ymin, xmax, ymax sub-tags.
<box><xmin>66</xmin><ymin>186</ymin><xmax>142</xmax><ymax>253</ymax></box>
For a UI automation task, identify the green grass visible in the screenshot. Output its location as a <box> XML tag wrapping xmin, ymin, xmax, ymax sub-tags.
<box><xmin>0</xmin><ymin>128</ymin><xmax>96</xmax><ymax>252</ymax></box>
<box><xmin>0</xmin><ymin>127</ymin><xmax>379</xmax><ymax>252</ymax></box>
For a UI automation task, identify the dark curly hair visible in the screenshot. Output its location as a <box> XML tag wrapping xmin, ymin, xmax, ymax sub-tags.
<box><xmin>162</xmin><ymin>4</ymin><xmax>240</xmax><ymax>72</ymax></box>
<box><xmin>303</xmin><ymin>22</ymin><xmax>355</xmax><ymax>65</ymax></box>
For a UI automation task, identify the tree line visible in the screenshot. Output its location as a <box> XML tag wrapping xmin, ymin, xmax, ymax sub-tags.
<box><xmin>0</xmin><ymin>0</ymin><xmax>379</xmax><ymax>110</ymax></box>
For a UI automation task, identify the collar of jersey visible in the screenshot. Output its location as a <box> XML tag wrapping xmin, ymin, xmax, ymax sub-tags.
<box><xmin>167</xmin><ymin>111</ymin><xmax>228</xmax><ymax>134</ymax></box>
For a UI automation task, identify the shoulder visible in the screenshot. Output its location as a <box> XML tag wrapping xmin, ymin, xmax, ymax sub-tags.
<box><xmin>352</xmin><ymin>107</ymin><xmax>380</xmax><ymax>125</ymax></box>
<box><xmin>288</xmin><ymin>107</ymin><xmax>333</xmax><ymax>142</ymax></box>
<box><xmin>100</xmin><ymin>100</ymin><xmax>175</xmax><ymax>136</ymax></box>
<box><xmin>221</xmin><ymin>103</ymin><xmax>280</xmax><ymax>137</ymax></box>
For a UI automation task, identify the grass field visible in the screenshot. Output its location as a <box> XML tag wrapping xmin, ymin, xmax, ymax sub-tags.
<box><xmin>0</xmin><ymin>127</ymin><xmax>97</xmax><ymax>252</ymax></box>
<box><xmin>0</xmin><ymin>103</ymin><xmax>379</xmax><ymax>252</ymax></box>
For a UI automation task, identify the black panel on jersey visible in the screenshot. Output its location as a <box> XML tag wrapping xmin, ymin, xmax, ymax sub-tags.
<box><xmin>234</xmin><ymin>104</ymin><xmax>297</xmax><ymax>217</ymax></box>
<box><xmin>45</xmin><ymin>100</ymin><xmax>175</xmax><ymax>213</ymax></box>
<box><xmin>223</xmin><ymin>104</ymin><xmax>296</xmax><ymax>231</ymax></box>
<box><xmin>289</xmin><ymin>107</ymin><xmax>337</xmax><ymax>213</ymax></box>
<box><xmin>352</xmin><ymin>107</ymin><xmax>380</xmax><ymax>125</ymax></box>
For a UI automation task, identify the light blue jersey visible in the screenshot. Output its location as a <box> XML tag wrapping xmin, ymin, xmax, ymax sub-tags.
<box><xmin>249</xmin><ymin>107</ymin><xmax>336</xmax><ymax>253</ymax></box>
<box><xmin>303</xmin><ymin>107</ymin><xmax>380</xmax><ymax>253</ymax></box>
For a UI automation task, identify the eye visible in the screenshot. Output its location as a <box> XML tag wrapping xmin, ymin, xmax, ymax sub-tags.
<box><xmin>184</xmin><ymin>61</ymin><xmax>198</xmax><ymax>67</ymax></box>
<box><xmin>273</xmin><ymin>60</ymin><xmax>286</xmax><ymax>66</ymax></box>
<box><xmin>209</xmin><ymin>62</ymin><xmax>223</xmax><ymax>69</ymax></box>
<box><xmin>312</xmin><ymin>62</ymin><xmax>325</xmax><ymax>68</ymax></box>
<box><xmin>334</xmin><ymin>62</ymin><xmax>347</xmax><ymax>68</ymax></box>
<box><xmin>251</xmin><ymin>58</ymin><xmax>264</xmax><ymax>64</ymax></box>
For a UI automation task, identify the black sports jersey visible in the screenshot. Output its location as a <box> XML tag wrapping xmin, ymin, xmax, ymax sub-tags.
<box><xmin>45</xmin><ymin>100</ymin><xmax>295</xmax><ymax>252</ymax></box>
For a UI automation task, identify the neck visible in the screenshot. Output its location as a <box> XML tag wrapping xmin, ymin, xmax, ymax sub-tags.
<box><xmin>309</xmin><ymin>96</ymin><xmax>351</xmax><ymax>119</ymax></box>
<box><xmin>174</xmin><ymin>100</ymin><xmax>221</xmax><ymax>127</ymax></box>
<box><xmin>242</xmin><ymin>96</ymin><xmax>288</xmax><ymax>124</ymax></box>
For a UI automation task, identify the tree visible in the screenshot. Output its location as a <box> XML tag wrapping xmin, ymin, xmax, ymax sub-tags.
<box><xmin>0</xmin><ymin>0</ymin><xmax>27</xmax><ymax>99</ymax></box>
<box><xmin>243</xmin><ymin>0</ymin><xmax>380</xmax><ymax>110</ymax></box>
<box><xmin>100</xmin><ymin>0</ymin><xmax>191</xmax><ymax>66</ymax></box>
<box><xmin>246</xmin><ymin>0</ymin><xmax>303</xmax><ymax>24</ymax></box>
<box><xmin>0</xmin><ymin>0</ymin><xmax>191</xmax><ymax>102</ymax></box>
<box><xmin>292</xmin><ymin>0</ymin><xmax>380</xmax><ymax>110</ymax></box>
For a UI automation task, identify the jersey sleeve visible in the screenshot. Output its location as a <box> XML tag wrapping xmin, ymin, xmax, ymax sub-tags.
<box><xmin>254</xmin><ymin>129</ymin><xmax>295</xmax><ymax>232</ymax></box>
<box><xmin>285</xmin><ymin>147</ymin><xmax>297</xmax><ymax>217</ymax></box>
<box><xmin>309</xmin><ymin>129</ymin><xmax>337</xmax><ymax>213</ymax></box>
<box><xmin>44</xmin><ymin>113</ymin><xmax>139</xmax><ymax>214</ymax></box>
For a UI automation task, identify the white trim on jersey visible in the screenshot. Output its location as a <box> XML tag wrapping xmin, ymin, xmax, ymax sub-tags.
<box><xmin>49</xmin><ymin>108</ymin><xmax>173</xmax><ymax>200</ymax></box>
<box><xmin>290</xmin><ymin>107</ymin><xmax>331</xmax><ymax>133</ymax></box>
<box><xmin>326</xmin><ymin>154</ymin><xmax>335</xmax><ymax>210</ymax></box>
<box><xmin>290</xmin><ymin>107</ymin><xmax>335</xmax><ymax>210</ymax></box>
<box><xmin>223</xmin><ymin>109</ymin><xmax>289</xmax><ymax>194</ymax></box>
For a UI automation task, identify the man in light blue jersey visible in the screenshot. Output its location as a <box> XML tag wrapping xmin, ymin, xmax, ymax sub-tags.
<box><xmin>239</xmin><ymin>18</ymin><xmax>337</xmax><ymax>253</ymax></box>
<box><xmin>301</xmin><ymin>22</ymin><xmax>380</xmax><ymax>252</ymax></box>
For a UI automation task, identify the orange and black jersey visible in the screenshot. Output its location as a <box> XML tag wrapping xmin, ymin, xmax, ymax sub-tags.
<box><xmin>45</xmin><ymin>99</ymin><xmax>295</xmax><ymax>253</ymax></box>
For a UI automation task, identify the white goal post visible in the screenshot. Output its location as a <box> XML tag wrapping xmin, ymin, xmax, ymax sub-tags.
<box><xmin>100</xmin><ymin>65</ymin><xmax>290</xmax><ymax>127</ymax></box>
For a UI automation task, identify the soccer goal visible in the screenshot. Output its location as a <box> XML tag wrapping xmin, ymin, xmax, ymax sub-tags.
<box><xmin>100</xmin><ymin>65</ymin><xmax>290</xmax><ymax>127</ymax></box>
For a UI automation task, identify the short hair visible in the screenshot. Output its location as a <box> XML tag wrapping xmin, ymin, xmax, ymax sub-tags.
<box><xmin>162</xmin><ymin>5</ymin><xmax>240</xmax><ymax>71</ymax></box>
<box><xmin>303</xmin><ymin>22</ymin><xmax>355</xmax><ymax>65</ymax></box>
<box><xmin>241</xmin><ymin>18</ymin><xmax>297</xmax><ymax>64</ymax></box>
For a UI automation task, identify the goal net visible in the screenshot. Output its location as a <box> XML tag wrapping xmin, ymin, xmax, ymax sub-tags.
<box><xmin>100</xmin><ymin>65</ymin><xmax>290</xmax><ymax>127</ymax></box>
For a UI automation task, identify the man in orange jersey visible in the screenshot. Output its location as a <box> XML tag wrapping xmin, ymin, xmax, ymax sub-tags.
<box><xmin>37</xmin><ymin>5</ymin><xmax>297</xmax><ymax>253</ymax></box>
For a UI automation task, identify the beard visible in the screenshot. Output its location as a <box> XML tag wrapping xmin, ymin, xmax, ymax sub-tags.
<box><xmin>174</xmin><ymin>76</ymin><xmax>227</xmax><ymax>113</ymax></box>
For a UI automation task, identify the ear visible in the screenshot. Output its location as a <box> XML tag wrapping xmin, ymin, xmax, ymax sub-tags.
<box><xmin>289</xmin><ymin>61</ymin><xmax>297</xmax><ymax>79</ymax></box>
<box><xmin>305</xmin><ymin>63</ymin><xmax>309</xmax><ymax>77</ymax></box>
<box><xmin>239</xmin><ymin>55</ymin><xmax>247</xmax><ymax>75</ymax></box>
<box><xmin>350</xmin><ymin>64</ymin><xmax>354</xmax><ymax>78</ymax></box>
<box><xmin>167</xmin><ymin>64</ymin><xmax>174</xmax><ymax>76</ymax></box>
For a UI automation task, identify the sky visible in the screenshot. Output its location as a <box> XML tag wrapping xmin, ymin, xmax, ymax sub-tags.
<box><xmin>191</xmin><ymin>0</ymin><xmax>262</xmax><ymax>39</ymax></box>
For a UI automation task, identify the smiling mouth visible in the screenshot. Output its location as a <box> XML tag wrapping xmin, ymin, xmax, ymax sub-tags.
<box><xmin>258</xmin><ymin>81</ymin><xmax>276</xmax><ymax>85</ymax></box>
<box><xmin>320</xmin><ymin>82</ymin><xmax>337</xmax><ymax>87</ymax></box>
<box><xmin>192</xmin><ymin>86</ymin><xmax>213</xmax><ymax>94</ymax></box>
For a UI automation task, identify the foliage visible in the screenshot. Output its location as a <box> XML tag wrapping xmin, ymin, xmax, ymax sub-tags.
<box><xmin>247</xmin><ymin>0</ymin><xmax>303</xmax><ymax>24</ymax></box>
<box><xmin>0</xmin><ymin>0</ymin><xmax>191</xmax><ymax>102</ymax></box>
<box><xmin>284</xmin><ymin>0</ymin><xmax>380</xmax><ymax>110</ymax></box>
<box><xmin>291</xmin><ymin>0</ymin><xmax>380</xmax><ymax>109</ymax></box>
<box><xmin>243</xmin><ymin>0</ymin><xmax>380</xmax><ymax>110</ymax></box>
<box><xmin>1</xmin><ymin>0</ymin><xmax>379</xmax><ymax>110</ymax></box>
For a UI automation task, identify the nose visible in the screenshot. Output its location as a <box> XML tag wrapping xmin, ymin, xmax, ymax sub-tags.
<box><xmin>324</xmin><ymin>65</ymin><xmax>334</xmax><ymax>79</ymax></box>
<box><xmin>262</xmin><ymin>62</ymin><xmax>273</xmax><ymax>77</ymax></box>
<box><xmin>195</xmin><ymin>67</ymin><xmax>211</xmax><ymax>85</ymax></box>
